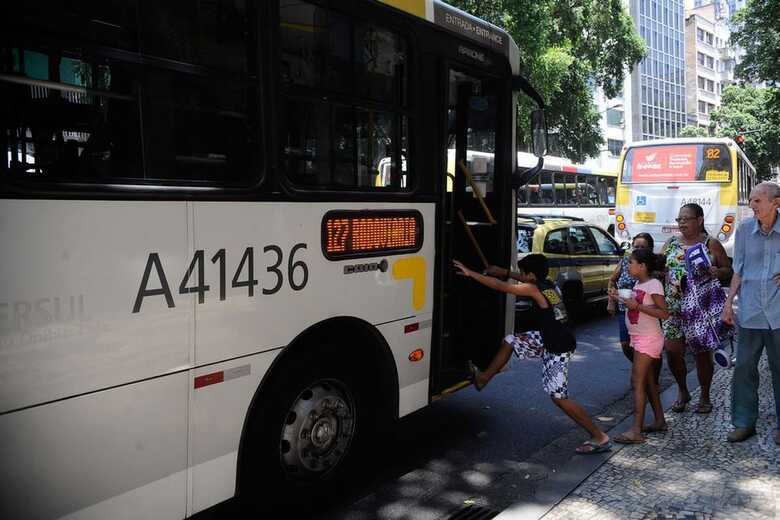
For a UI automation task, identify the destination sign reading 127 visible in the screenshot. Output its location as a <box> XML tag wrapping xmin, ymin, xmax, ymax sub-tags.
<box><xmin>322</xmin><ymin>211</ymin><xmax>422</xmax><ymax>260</ymax></box>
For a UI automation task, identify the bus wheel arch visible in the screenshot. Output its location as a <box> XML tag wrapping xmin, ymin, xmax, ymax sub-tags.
<box><xmin>235</xmin><ymin>317</ymin><xmax>398</xmax><ymax>511</ymax></box>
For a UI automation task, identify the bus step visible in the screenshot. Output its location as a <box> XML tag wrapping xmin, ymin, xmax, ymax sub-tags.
<box><xmin>445</xmin><ymin>505</ymin><xmax>500</xmax><ymax>520</ymax></box>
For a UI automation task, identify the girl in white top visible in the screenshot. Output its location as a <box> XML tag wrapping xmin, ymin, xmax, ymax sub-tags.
<box><xmin>614</xmin><ymin>248</ymin><xmax>670</xmax><ymax>444</ymax></box>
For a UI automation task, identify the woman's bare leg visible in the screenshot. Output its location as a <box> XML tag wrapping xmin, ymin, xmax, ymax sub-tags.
<box><xmin>695</xmin><ymin>351</ymin><xmax>714</xmax><ymax>406</ymax></box>
<box><xmin>665</xmin><ymin>339</ymin><xmax>690</xmax><ymax>407</ymax></box>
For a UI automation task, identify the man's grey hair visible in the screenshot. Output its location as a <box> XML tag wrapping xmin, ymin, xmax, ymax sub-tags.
<box><xmin>752</xmin><ymin>181</ymin><xmax>780</xmax><ymax>199</ymax></box>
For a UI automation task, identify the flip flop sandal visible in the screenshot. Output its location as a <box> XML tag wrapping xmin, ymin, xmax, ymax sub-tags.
<box><xmin>467</xmin><ymin>361</ymin><xmax>485</xmax><ymax>392</ymax></box>
<box><xmin>694</xmin><ymin>402</ymin><xmax>713</xmax><ymax>414</ymax></box>
<box><xmin>575</xmin><ymin>440</ymin><xmax>613</xmax><ymax>454</ymax></box>
<box><xmin>641</xmin><ymin>424</ymin><xmax>669</xmax><ymax>433</ymax></box>
<box><xmin>613</xmin><ymin>433</ymin><xmax>646</xmax><ymax>445</ymax></box>
<box><xmin>671</xmin><ymin>397</ymin><xmax>691</xmax><ymax>413</ymax></box>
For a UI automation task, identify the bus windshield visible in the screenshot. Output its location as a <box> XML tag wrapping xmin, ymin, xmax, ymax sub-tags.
<box><xmin>621</xmin><ymin>143</ymin><xmax>731</xmax><ymax>183</ymax></box>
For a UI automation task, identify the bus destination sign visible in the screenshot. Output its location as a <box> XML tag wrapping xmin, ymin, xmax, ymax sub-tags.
<box><xmin>322</xmin><ymin>211</ymin><xmax>423</xmax><ymax>260</ymax></box>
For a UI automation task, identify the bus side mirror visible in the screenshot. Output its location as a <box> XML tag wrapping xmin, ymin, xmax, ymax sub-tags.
<box><xmin>531</xmin><ymin>109</ymin><xmax>547</xmax><ymax>158</ymax></box>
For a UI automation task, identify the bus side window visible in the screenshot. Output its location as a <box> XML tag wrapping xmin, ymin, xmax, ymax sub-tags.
<box><xmin>554</xmin><ymin>172</ymin><xmax>576</xmax><ymax>205</ymax></box>
<box><xmin>2</xmin><ymin>4</ymin><xmax>144</xmax><ymax>181</ymax></box>
<box><xmin>596</xmin><ymin>176</ymin><xmax>609</xmax><ymax>205</ymax></box>
<box><xmin>279</xmin><ymin>1</ymin><xmax>410</xmax><ymax>191</ymax></box>
<box><xmin>137</xmin><ymin>1</ymin><xmax>258</xmax><ymax>183</ymax></box>
<box><xmin>517</xmin><ymin>186</ymin><xmax>529</xmax><ymax>205</ymax></box>
<box><xmin>607</xmin><ymin>178</ymin><xmax>616</xmax><ymax>205</ymax></box>
<box><xmin>532</xmin><ymin>172</ymin><xmax>553</xmax><ymax>205</ymax></box>
<box><xmin>580</xmin><ymin>175</ymin><xmax>600</xmax><ymax>206</ymax></box>
<box><xmin>2</xmin><ymin>1</ymin><xmax>259</xmax><ymax>185</ymax></box>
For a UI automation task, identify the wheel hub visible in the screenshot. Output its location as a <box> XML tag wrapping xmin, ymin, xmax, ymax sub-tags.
<box><xmin>280</xmin><ymin>379</ymin><xmax>356</xmax><ymax>477</ymax></box>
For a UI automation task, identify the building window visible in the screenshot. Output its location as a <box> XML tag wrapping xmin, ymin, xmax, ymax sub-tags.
<box><xmin>706</xmin><ymin>55</ymin><xmax>714</xmax><ymax>69</ymax></box>
<box><xmin>606</xmin><ymin>108</ymin><xmax>624</xmax><ymax>127</ymax></box>
<box><xmin>706</xmin><ymin>33</ymin><xmax>713</xmax><ymax>45</ymax></box>
<box><xmin>698</xmin><ymin>100</ymin><xmax>707</xmax><ymax>114</ymax></box>
<box><xmin>698</xmin><ymin>76</ymin><xmax>705</xmax><ymax>89</ymax></box>
<box><xmin>697</xmin><ymin>52</ymin><xmax>705</xmax><ymax>66</ymax></box>
<box><xmin>608</xmin><ymin>139</ymin><xmax>624</xmax><ymax>157</ymax></box>
<box><xmin>697</xmin><ymin>28</ymin><xmax>704</xmax><ymax>42</ymax></box>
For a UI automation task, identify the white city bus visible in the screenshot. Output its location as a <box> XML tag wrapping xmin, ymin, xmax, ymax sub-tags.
<box><xmin>614</xmin><ymin>138</ymin><xmax>757</xmax><ymax>255</ymax></box>
<box><xmin>0</xmin><ymin>1</ymin><xmax>546</xmax><ymax>517</ymax></box>
<box><xmin>516</xmin><ymin>151</ymin><xmax>618</xmax><ymax>232</ymax></box>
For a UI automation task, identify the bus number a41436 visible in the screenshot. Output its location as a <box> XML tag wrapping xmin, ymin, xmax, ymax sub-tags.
<box><xmin>132</xmin><ymin>244</ymin><xmax>308</xmax><ymax>313</ymax></box>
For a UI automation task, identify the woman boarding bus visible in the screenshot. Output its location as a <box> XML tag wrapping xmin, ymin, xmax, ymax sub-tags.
<box><xmin>614</xmin><ymin>138</ymin><xmax>756</xmax><ymax>257</ymax></box>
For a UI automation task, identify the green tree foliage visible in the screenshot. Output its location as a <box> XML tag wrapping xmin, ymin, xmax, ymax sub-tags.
<box><xmin>679</xmin><ymin>126</ymin><xmax>710</xmax><ymax>138</ymax></box>
<box><xmin>447</xmin><ymin>0</ymin><xmax>646</xmax><ymax>162</ymax></box>
<box><xmin>728</xmin><ymin>0</ymin><xmax>780</xmax><ymax>177</ymax></box>
<box><xmin>710</xmin><ymin>85</ymin><xmax>780</xmax><ymax>180</ymax></box>
<box><xmin>730</xmin><ymin>0</ymin><xmax>780</xmax><ymax>86</ymax></box>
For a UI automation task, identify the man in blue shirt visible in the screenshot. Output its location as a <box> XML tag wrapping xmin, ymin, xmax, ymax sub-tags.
<box><xmin>722</xmin><ymin>181</ymin><xmax>780</xmax><ymax>444</ymax></box>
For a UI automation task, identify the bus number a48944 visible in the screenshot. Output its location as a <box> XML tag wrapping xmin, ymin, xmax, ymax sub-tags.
<box><xmin>681</xmin><ymin>197</ymin><xmax>711</xmax><ymax>207</ymax></box>
<box><xmin>132</xmin><ymin>244</ymin><xmax>308</xmax><ymax>313</ymax></box>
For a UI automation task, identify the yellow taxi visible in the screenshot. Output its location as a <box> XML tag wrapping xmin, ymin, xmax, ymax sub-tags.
<box><xmin>516</xmin><ymin>214</ymin><xmax>624</xmax><ymax>319</ymax></box>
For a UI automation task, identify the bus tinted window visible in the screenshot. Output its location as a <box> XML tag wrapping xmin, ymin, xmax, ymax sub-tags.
<box><xmin>528</xmin><ymin>172</ymin><xmax>554</xmax><ymax>204</ymax></box>
<box><xmin>279</xmin><ymin>0</ymin><xmax>410</xmax><ymax>191</ymax></box>
<box><xmin>139</xmin><ymin>1</ymin><xmax>250</xmax><ymax>74</ymax></box>
<box><xmin>280</xmin><ymin>2</ymin><xmax>351</xmax><ymax>91</ymax></box>
<box><xmin>2</xmin><ymin>45</ymin><xmax>143</xmax><ymax>181</ymax></box>
<box><xmin>1</xmin><ymin>1</ymin><xmax>259</xmax><ymax>186</ymax></box>
<box><xmin>356</xmin><ymin>24</ymin><xmax>408</xmax><ymax>104</ymax></box>
<box><xmin>580</xmin><ymin>175</ymin><xmax>600</xmax><ymax>206</ymax></box>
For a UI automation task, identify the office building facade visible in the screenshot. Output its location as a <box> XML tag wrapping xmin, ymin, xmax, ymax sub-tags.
<box><xmin>628</xmin><ymin>0</ymin><xmax>688</xmax><ymax>141</ymax></box>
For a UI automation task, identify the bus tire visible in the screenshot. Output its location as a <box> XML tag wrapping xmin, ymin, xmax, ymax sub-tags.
<box><xmin>239</xmin><ymin>346</ymin><xmax>377</xmax><ymax>515</ymax></box>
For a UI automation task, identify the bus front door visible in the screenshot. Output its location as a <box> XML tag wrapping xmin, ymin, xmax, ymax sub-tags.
<box><xmin>437</xmin><ymin>68</ymin><xmax>507</xmax><ymax>390</ymax></box>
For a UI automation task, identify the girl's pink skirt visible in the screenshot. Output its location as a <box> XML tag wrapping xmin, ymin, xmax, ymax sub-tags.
<box><xmin>631</xmin><ymin>334</ymin><xmax>664</xmax><ymax>359</ymax></box>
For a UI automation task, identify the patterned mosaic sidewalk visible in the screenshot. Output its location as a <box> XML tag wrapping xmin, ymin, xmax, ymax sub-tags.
<box><xmin>543</xmin><ymin>355</ymin><xmax>779</xmax><ymax>520</ymax></box>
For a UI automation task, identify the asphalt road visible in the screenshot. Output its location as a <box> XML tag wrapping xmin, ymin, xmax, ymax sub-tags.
<box><xmin>312</xmin><ymin>310</ymin><xmax>646</xmax><ymax>520</ymax></box>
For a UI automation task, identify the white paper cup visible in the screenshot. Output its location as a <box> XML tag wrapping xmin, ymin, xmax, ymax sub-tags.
<box><xmin>618</xmin><ymin>289</ymin><xmax>634</xmax><ymax>300</ymax></box>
